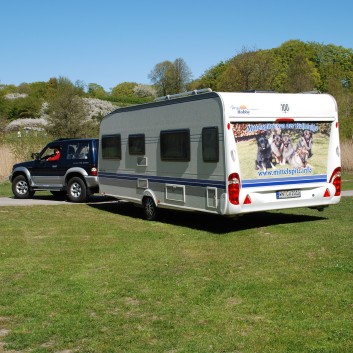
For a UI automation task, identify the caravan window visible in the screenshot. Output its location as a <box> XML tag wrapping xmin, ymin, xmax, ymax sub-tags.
<box><xmin>202</xmin><ymin>127</ymin><xmax>219</xmax><ymax>162</ymax></box>
<box><xmin>102</xmin><ymin>134</ymin><xmax>121</xmax><ymax>159</ymax></box>
<box><xmin>129</xmin><ymin>134</ymin><xmax>145</xmax><ymax>155</ymax></box>
<box><xmin>160</xmin><ymin>129</ymin><xmax>190</xmax><ymax>161</ymax></box>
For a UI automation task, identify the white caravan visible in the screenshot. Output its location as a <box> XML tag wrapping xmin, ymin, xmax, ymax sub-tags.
<box><xmin>98</xmin><ymin>89</ymin><xmax>341</xmax><ymax>220</ymax></box>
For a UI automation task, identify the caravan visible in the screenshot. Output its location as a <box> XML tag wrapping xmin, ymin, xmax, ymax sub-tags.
<box><xmin>98</xmin><ymin>90</ymin><xmax>341</xmax><ymax>220</ymax></box>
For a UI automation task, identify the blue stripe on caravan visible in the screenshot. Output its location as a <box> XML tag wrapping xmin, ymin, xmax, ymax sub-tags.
<box><xmin>242</xmin><ymin>175</ymin><xmax>327</xmax><ymax>188</ymax></box>
<box><xmin>99</xmin><ymin>172</ymin><xmax>226</xmax><ymax>189</ymax></box>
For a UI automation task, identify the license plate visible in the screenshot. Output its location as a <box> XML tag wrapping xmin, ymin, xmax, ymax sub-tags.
<box><xmin>276</xmin><ymin>189</ymin><xmax>301</xmax><ymax>199</ymax></box>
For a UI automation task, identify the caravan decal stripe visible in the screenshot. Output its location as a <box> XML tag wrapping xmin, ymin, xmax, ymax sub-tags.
<box><xmin>99</xmin><ymin>172</ymin><xmax>226</xmax><ymax>188</ymax></box>
<box><xmin>242</xmin><ymin>175</ymin><xmax>327</xmax><ymax>188</ymax></box>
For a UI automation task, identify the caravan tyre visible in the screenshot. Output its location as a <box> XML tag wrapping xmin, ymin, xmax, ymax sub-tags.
<box><xmin>143</xmin><ymin>197</ymin><xmax>157</xmax><ymax>221</ymax></box>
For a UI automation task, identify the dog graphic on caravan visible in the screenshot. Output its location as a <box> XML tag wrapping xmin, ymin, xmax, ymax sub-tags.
<box><xmin>297</xmin><ymin>129</ymin><xmax>313</xmax><ymax>158</ymax></box>
<box><xmin>255</xmin><ymin>134</ymin><xmax>276</xmax><ymax>171</ymax></box>
<box><xmin>270</xmin><ymin>130</ymin><xmax>283</xmax><ymax>165</ymax></box>
<box><xmin>281</xmin><ymin>134</ymin><xmax>311</xmax><ymax>168</ymax></box>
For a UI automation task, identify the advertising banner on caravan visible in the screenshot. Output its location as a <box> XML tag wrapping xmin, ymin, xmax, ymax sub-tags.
<box><xmin>232</xmin><ymin>121</ymin><xmax>331</xmax><ymax>187</ymax></box>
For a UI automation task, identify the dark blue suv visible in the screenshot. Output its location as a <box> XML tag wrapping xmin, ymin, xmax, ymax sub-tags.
<box><xmin>9</xmin><ymin>138</ymin><xmax>99</xmax><ymax>203</ymax></box>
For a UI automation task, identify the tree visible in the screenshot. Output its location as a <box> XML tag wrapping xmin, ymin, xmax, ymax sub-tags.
<box><xmin>111</xmin><ymin>82</ymin><xmax>138</xmax><ymax>98</ymax></box>
<box><xmin>217</xmin><ymin>48</ymin><xmax>279</xmax><ymax>91</ymax></box>
<box><xmin>88</xmin><ymin>83</ymin><xmax>106</xmax><ymax>98</ymax></box>
<box><xmin>149</xmin><ymin>61</ymin><xmax>175</xmax><ymax>96</ymax></box>
<box><xmin>149</xmin><ymin>58</ymin><xmax>192</xmax><ymax>96</ymax></box>
<box><xmin>189</xmin><ymin>62</ymin><xmax>227</xmax><ymax>91</ymax></box>
<box><xmin>285</xmin><ymin>53</ymin><xmax>321</xmax><ymax>92</ymax></box>
<box><xmin>133</xmin><ymin>84</ymin><xmax>156</xmax><ymax>98</ymax></box>
<box><xmin>173</xmin><ymin>58</ymin><xmax>192</xmax><ymax>92</ymax></box>
<box><xmin>310</xmin><ymin>42</ymin><xmax>353</xmax><ymax>92</ymax></box>
<box><xmin>46</xmin><ymin>77</ymin><xmax>95</xmax><ymax>138</ymax></box>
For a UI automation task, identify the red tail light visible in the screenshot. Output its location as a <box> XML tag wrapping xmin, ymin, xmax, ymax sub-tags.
<box><xmin>228</xmin><ymin>173</ymin><xmax>240</xmax><ymax>205</ymax></box>
<box><xmin>329</xmin><ymin>167</ymin><xmax>341</xmax><ymax>196</ymax></box>
<box><xmin>91</xmin><ymin>167</ymin><xmax>98</xmax><ymax>176</ymax></box>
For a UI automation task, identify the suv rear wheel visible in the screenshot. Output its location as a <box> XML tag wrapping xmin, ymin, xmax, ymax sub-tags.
<box><xmin>12</xmin><ymin>175</ymin><xmax>35</xmax><ymax>199</ymax></box>
<box><xmin>67</xmin><ymin>177</ymin><xmax>87</xmax><ymax>203</ymax></box>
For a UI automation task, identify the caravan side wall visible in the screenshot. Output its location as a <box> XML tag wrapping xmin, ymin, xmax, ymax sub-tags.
<box><xmin>98</xmin><ymin>94</ymin><xmax>227</xmax><ymax>214</ymax></box>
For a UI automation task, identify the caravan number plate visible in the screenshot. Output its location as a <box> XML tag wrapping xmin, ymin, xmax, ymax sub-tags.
<box><xmin>276</xmin><ymin>189</ymin><xmax>301</xmax><ymax>199</ymax></box>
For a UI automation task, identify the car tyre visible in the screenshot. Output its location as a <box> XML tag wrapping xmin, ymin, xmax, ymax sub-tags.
<box><xmin>142</xmin><ymin>196</ymin><xmax>158</xmax><ymax>221</ymax></box>
<box><xmin>67</xmin><ymin>177</ymin><xmax>87</xmax><ymax>203</ymax></box>
<box><xmin>12</xmin><ymin>175</ymin><xmax>35</xmax><ymax>199</ymax></box>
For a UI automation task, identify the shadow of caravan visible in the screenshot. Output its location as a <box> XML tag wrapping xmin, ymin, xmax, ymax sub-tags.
<box><xmin>98</xmin><ymin>89</ymin><xmax>341</xmax><ymax>221</ymax></box>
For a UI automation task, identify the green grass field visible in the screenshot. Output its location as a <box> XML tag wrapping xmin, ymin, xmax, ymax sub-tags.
<box><xmin>0</xmin><ymin>178</ymin><xmax>352</xmax><ymax>352</ymax></box>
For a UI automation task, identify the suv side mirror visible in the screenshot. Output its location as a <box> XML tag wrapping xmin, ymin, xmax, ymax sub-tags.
<box><xmin>32</xmin><ymin>153</ymin><xmax>40</xmax><ymax>160</ymax></box>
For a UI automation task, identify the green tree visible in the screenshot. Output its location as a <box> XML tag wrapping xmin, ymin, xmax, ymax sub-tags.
<box><xmin>173</xmin><ymin>58</ymin><xmax>192</xmax><ymax>92</ymax></box>
<box><xmin>217</xmin><ymin>48</ymin><xmax>279</xmax><ymax>91</ymax></box>
<box><xmin>0</xmin><ymin>91</ymin><xmax>6</xmax><ymax>119</ymax></box>
<box><xmin>45</xmin><ymin>77</ymin><xmax>58</xmax><ymax>100</ymax></box>
<box><xmin>5</xmin><ymin>96</ymin><xmax>42</xmax><ymax>120</ymax></box>
<box><xmin>189</xmin><ymin>62</ymin><xmax>227</xmax><ymax>91</ymax></box>
<box><xmin>149</xmin><ymin>58</ymin><xmax>192</xmax><ymax>95</ymax></box>
<box><xmin>285</xmin><ymin>53</ymin><xmax>321</xmax><ymax>92</ymax></box>
<box><xmin>46</xmin><ymin>77</ymin><xmax>95</xmax><ymax>138</ymax></box>
<box><xmin>88</xmin><ymin>83</ymin><xmax>106</xmax><ymax>98</ymax></box>
<box><xmin>310</xmin><ymin>42</ymin><xmax>353</xmax><ymax>92</ymax></box>
<box><xmin>149</xmin><ymin>61</ymin><xmax>174</xmax><ymax>96</ymax></box>
<box><xmin>111</xmin><ymin>82</ymin><xmax>138</xmax><ymax>98</ymax></box>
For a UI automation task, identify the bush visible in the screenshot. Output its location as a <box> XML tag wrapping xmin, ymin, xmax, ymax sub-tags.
<box><xmin>341</xmin><ymin>139</ymin><xmax>353</xmax><ymax>172</ymax></box>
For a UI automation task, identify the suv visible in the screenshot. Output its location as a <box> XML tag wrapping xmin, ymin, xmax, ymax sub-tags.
<box><xmin>9</xmin><ymin>138</ymin><xmax>99</xmax><ymax>203</ymax></box>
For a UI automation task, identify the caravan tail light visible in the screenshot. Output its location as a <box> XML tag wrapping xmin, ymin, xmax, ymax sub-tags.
<box><xmin>329</xmin><ymin>167</ymin><xmax>341</xmax><ymax>196</ymax></box>
<box><xmin>91</xmin><ymin>167</ymin><xmax>98</xmax><ymax>176</ymax></box>
<box><xmin>228</xmin><ymin>173</ymin><xmax>240</xmax><ymax>205</ymax></box>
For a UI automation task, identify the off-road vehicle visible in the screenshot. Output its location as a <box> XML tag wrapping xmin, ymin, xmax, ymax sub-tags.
<box><xmin>9</xmin><ymin>138</ymin><xmax>99</xmax><ymax>203</ymax></box>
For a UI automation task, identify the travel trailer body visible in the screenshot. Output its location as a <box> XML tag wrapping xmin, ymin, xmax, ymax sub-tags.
<box><xmin>98</xmin><ymin>90</ymin><xmax>341</xmax><ymax>220</ymax></box>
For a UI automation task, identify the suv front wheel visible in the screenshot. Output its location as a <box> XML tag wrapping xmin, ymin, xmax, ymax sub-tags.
<box><xmin>12</xmin><ymin>175</ymin><xmax>35</xmax><ymax>199</ymax></box>
<box><xmin>67</xmin><ymin>177</ymin><xmax>87</xmax><ymax>203</ymax></box>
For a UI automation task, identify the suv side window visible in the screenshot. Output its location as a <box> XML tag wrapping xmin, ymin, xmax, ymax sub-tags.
<box><xmin>66</xmin><ymin>142</ymin><xmax>90</xmax><ymax>160</ymax></box>
<box><xmin>40</xmin><ymin>146</ymin><xmax>61</xmax><ymax>161</ymax></box>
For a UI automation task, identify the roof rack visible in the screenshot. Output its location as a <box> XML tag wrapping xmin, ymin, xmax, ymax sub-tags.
<box><xmin>154</xmin><ymin>88</ymin><xmax>212</xmax><ymax>102</ymax></box>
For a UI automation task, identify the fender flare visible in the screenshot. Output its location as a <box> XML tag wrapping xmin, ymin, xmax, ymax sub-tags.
<box><xmin>64</xmin><ymin>167</ymin><xmax>88</xmax><ymax>184</ymax></box>
<box><xmin>142</xmin><ymin>189</ymin><xmax>158</xmax><ymax>207</ymax></box>
<box><xmin>11</xmin><ymin>167</ymin><xmax>32</xmax><ymax>185</ymax></box>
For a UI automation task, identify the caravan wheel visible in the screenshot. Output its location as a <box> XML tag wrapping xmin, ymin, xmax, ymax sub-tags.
<box><xmin>142</xmin><ymin>197</ymin><xmax>157</xmax><ymax>221</ymax></box>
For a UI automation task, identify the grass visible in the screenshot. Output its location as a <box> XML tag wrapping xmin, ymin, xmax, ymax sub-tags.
<box><xmin>0</xmin><ymin>192</ymin><xmax>352</xmax><ymax>352</ymax></box>
<box><xmin>341</xmin><ymin>171</ymin><xmax>353</xmax><ymax>190</ymax></box>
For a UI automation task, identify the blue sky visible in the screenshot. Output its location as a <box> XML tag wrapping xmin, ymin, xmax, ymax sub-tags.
<box><xmin>1</xmin><ymin>0</ymin><xmax>353</xmax><ymax>91</ymax></box>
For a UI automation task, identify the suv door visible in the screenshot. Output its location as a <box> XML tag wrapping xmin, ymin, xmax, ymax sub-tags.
<box><xmin>31</xmin><ymin>144</ymin><xmax>68</xmax><ymax>188</ymax></box>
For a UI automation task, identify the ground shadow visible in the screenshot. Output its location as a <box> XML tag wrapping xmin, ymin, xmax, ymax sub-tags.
<box><xmin>29</xmin><ymin>194</ymin><xmax>116</xmax><ymax>203</ymax></box>
<box><xmin>89</xmin><ymin>201</ymin><xmax>327</xmax><ymax>234</ymax></box>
